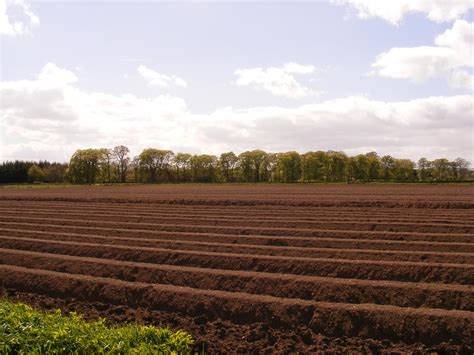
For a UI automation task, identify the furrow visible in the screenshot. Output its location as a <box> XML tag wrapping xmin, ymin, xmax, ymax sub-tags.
<box><xmin>1</xmin><ymin>233</ymin><xmax>473</xmax><ymax>264</ymax></box>
<box><xmin>1</xmin><ymin>206</ymin><xmax>472</xmax><ymax>225</ymax></box>
<box><xmin>0</xmin><ymin>236</ymin><xmax>472</xmax><ymax>284</ymax></box>
<box><xmin>2</xmin><ymin>212</ymin><xmax>473</xmax><ymax>233</ymax></box>
<box><xmin>1</xmin><ymin>217</ymin><xmax>472</xmax><ymax>243</ymax></box>
<box><xmin>2</xmin><ymin>227</ymin><xmax>472</xmax><ymax>253</ymax></box>
<box><xmin>1</xmin><ymin>265</ymin><xmax>472</xmax><ymax>345</ymax></box>
<box><xmin>1</xmin><ymin>248</ymin><xmax>472</xmax><ymax>311</ymax></box>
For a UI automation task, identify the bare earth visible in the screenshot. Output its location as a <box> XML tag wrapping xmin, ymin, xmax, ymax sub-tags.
<box><xmin>0</xmin><ymin>184</ymin><xmax>473</xmax><ymax>353</ymax></box>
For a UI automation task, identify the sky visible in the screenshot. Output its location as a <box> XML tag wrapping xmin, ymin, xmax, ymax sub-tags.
<box><xmin>0</xmin><ymin>0</ymin><xmax>473</xmax><ymax>163</ymax></box>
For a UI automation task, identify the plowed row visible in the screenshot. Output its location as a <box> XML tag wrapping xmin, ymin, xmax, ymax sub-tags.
<box><xmin>1</xmin><ymin>184</ymin><xmax>473</xmax><ymax>353</ymax></box>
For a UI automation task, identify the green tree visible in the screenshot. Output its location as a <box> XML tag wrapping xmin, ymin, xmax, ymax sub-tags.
<box><xmin>113</xmin><ymin>145</ymin><xmax>130</xmax><ymax>183</ymax></box>
<box><xmin>138</xmin><ymin>149</ymin><xmax>174</xmax><ymax>183</ymax></box>
<box><xmin>190</xmin><ymin>155</ymin><xmax>218</xmax><ymax>182</ymax></box>
<box><xmin>353</xmin><ymin>154</ymin><xmax>369</xmax><ymax>181</ymax></box>
<box><xmin>219</xmin><ymin>152</ymin><xmax>239</xmax><ymax>182</ymax></box>
<box><xmin>454</xmin><ymin>157</ymin><xmax>471</xmax><ymax>181</ymax></box>
<box><xmin>432</xmin><ymin>158</ymin><xmax>450</xmax><ymax>181</ymax></box>
<box><xmin>266</xmin><ymin>153</ymin><xmax>278</xmax><ymax>182</ymax></box>
<box><xmin>98</xmin><ymin>148</ymin><xmax>113</xmax><ymax>183</ymax></box>
<box><xmin>68</xmin><ymin>149</ymin><xmax>107</xmax><ymax>184</ymax></box>
<box><xmin>393</xmin><ymin>159</ymin><xmax>416</xmax><ymax>181</ymax></box>
<box><xmin>417</xmin><ymin>157</ymin><xmax>432</xmax><ymax>181</ymax></box>
<box><xmin>366</xmin><ymin>152</ymin><xmax>381</xmax><ymax>182</ymax></box>
<box><xmin>301</xmin><ymin>151</ymin><xmax>327</xmax><ymax>182</ymax></box>
<box><xmin>327</xmin><ymin>151</ymin><xmax>348</xmax><ymax>182</ymax></box>
<box><xmin>27</xmin><ymin>164</ymin><xmax>46</xmax><ymax>183</ymax></box>
<box><xmin>277</xmin><ymin>152</ymin><xmax>301</xmax><ymax>183</ymax></box>
<box><xmin>251</xmin><ymin>150</ymin><xmax>270</xmax><ymax>182</ymax></box>
<box><xmin>130</xmin><ymin>156</ymin><xmax>141</xmax><ymax>183</ymax></box>
<box><xmin>380</xmin><ymin>155</ymin><xmax>395</xmax><ymax>181</ymax></box>
<box><xmin>238</xmin><ymin>150</ymin><xmax>270</xmax><ymax>182</ymax></box>
<box><xmin>63</xmin><ymin>146</ymin><xmax>471</xmax><ymax>185</ymax></box>
<box><xmin>174</xmin><ymin>153</ymin><xmax>192</xmax><ymax>182</ymax></box>
<box><xmin>43</xmin><ymin>163</ymin><xmax>68</xmax><ymax>183</ymax></box>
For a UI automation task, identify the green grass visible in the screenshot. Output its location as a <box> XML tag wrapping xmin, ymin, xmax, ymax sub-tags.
<box><xmin>0</xmin><ymin>183</ymin><xmax>76</xmax><ymax>189</ymax></box>
<box><xmin>0</xmin><ymin>300</ymin><xmax>194</xmax><ymax>354</ymax></box>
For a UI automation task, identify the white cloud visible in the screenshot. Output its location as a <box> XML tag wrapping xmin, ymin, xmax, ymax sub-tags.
<box><xmin>334</xmin><ymin>0</ymin><xmax>474</xmax><ymax>25</ymax></box>
<box><xmin>0</xmin><ymin>0</ymin><xmax>39</xmax><ymax>36</ymax></box>
<box><xmin>1</xmin><ymin>63</ymin><xmax>472</xmax><ymax>163</ymax></box>
<box><xmin>1</xmin><ymin>63</ymin><xmax>188</xmax><ymax>161</ymax></box>
<box><xmin>371</xmin><ymin>20</ymin><xmax>474</xmax><ymax>91</ymax></box>
<box><xmin>137</xmin><ymin>65</ymin><xmax>187</xmax><ymax>88</ymax></box>
<box><xmin>281</xmin><ymin>62</ymin><xmax>316</xmax><ymax>74</ymax></box>
<box><xmin>447</xmin><ymin>69</ymin><xmax>474</xmax><ymax>91</ymax></box>
<box><xmin>37</xmin><ymin>62</ymin><xmax>79</xmax><ymax>86</ymax></box>
<box><xmin>234</xmin><ymin>62</ymin><xmax>321</xmax><ymax>99</ymax></box>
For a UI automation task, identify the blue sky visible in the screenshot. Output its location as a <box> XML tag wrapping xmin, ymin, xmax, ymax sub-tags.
<box><xmin>1</xmin><ymin>0</ymin><xmax>473</xmax><ymax>162</ymax></box>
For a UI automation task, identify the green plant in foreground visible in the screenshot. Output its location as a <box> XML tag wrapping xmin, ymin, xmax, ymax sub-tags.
<box><xmin>0</xmin><ymin>300</ymin><xmax>193</xmax><ymax>354</ymax></box>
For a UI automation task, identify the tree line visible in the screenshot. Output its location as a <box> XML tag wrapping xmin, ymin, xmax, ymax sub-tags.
<box><xmin>0</xmin><ymin>160</ymin><xmax>68</xmax><ymax>184</ymax></box>
<box><xmin>0</xmin><ymin>146</ymin><xmax>471</xmax><ymax>184</ymax></box>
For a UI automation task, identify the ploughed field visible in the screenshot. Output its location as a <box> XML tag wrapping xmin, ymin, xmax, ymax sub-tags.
<box><xmin>1</xmin><ymin>184</ymin><xmax>473</xmax><ymax>352</ymax></box>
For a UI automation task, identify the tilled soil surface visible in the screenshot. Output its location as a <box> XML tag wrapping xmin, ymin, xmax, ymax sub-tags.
<box><xmin>0</xmin><ymin>184</ymin><xmax>473</xmax><ymax>353</ymax></box>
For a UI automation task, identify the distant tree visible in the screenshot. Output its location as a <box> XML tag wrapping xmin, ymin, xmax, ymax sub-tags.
<box><xmin>266</xmin><ymin>153</ymin><xmax>278</xmax><ymax>182</ymax></box>
<box><xmin>68</xmin><ymin>149</ymin><xmax>107</xmax><ymax>184</ymax></box>
<box><xmin>366</xmin><ymin>152</ymin><xmax>381</xmax><ymax>182</ymax></box>
<box><xmin>174</xmin><ymin>153</ymin><xmax>192</xmax><ymax>182</ymax></box>
<box><xmin>238</xmin><ymin>150</ymin><xmax>270</xmax><ymax>182</ymax></box>
<box><xmin>301</xmin><ymin>152</ymin><xmax>327</xmax><ymax>182</ymax></box>
<box><xmin>138</xmin><ymin>149</ymin><xmax>174</xmax><ymax>183</ymax></box>
<box><xmin>327</xmin><ymin>151</ymin><xmax>348</xmax><ymax>182</ymax></box>
<box><xmin>393</xmin><ymin>159</ymin><xmax>416</xmax><ymax>181</ymax></box>
<box><xmin>432</xmin><ymin>158</ymin><xmax>451</xmax><ymax>181</ymax></box>
<box><xmin>27</xmin><ymin>164</ymin><xmax>46</xmax><ymax>183</ymax></box>
<box><xmin>190</xmin><ymin>155</ymin><xmax>218</xmax><ymax>182</ymax></box>
<box><xmin>219</xmin><ymin>152</ymin><xmax>239</xmax><ymax>182</ymax></box>
<box><xmin>303</xmin><ymin>151</ymin><xmax>328</xmax><ymax>181</ymax></box>
<box><xmin>55</xmin><ymin>146</ymin><xmax>473</xmax><ymax>185</ymax></box>
<box><xmin>250</xmin><ymin>150</ymin><xmax>270</xmax><ymax>182</ymax></box>
<box><xmin>43</xmin><ymin>163</ymin><xmax>68</xmax><ymax>183</ymax></box>
<box><xmin>277</xmin><ymin>152</ymin><xmax>301</xmax><ymax>183</ymax></box>
<box><xmin>113</xmin><ymin>145</ymin><xmax>130</xmax><ymax>183</ymax></box>
<box><xmin>238</xmin><ymin>152</ymin><xmax>253</xmax><ymax>182</ymax></box>
<box><xmin>353</xmin><ymin>154</ymin><xmax>369</xmax><ymax>181</ymax></box>
<box><xmin>99</xmin><ymin>148</ymin><xmax>113</xmax><ymax>183</ymax></box>
<box><xmin>130</xmin><ymin>157</ymin><xmax>141</xmax><ymax>183</ymax></box>
<box><xmin>0</xmin><ymin>161</ymin><xmax>33</xmax><ymax>183</ymax></box>
<box><xmin>417</xmin><ymin>158</ymin><xmax>432</xmax><ymax>181</ymax></box>
<box><xmin>380</xmin><ymin>155</ymin><xmax>395</xmax><ymax>181</ymax></box>
<box><xmin>454</xmin><ymin>157</ymin><xmax>471</xmax><ymax>181</ymax></box>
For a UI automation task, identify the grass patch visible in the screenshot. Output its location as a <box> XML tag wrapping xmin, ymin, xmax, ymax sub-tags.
<box><xmin>0</xmin><ymin>300</ymin><xmax>193</xmax><ymax>354</ymax></box>
<box><xmin>0</xmin><ymin>183</ymin><xmax>76</xmax><ymax>189</ymax></box>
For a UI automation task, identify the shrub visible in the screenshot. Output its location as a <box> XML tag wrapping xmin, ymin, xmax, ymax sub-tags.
<box><xmin>0</xmin><ymin>300</ymin><xmax>193</xmax><ymax>354</ymax></box>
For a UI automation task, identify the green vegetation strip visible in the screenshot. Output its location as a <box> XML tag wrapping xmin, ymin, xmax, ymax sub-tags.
<box><xmin>0</xmin><ymin>300</ymin><xmax>193</xmax><ymax>354</ymax></box>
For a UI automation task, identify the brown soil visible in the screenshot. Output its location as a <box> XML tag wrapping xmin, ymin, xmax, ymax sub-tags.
<box><xmin>0</xmin><ymin>184</ymin><xmax>473</xmax><ymax>353</ymax></box>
